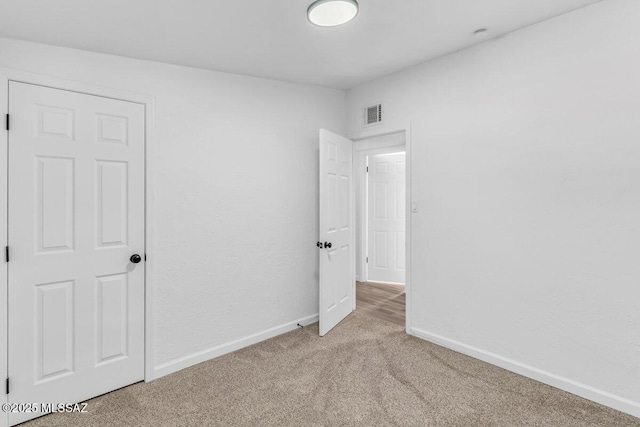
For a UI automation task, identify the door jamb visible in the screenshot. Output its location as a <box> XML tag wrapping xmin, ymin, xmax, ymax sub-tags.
<box><xmin>0</xmin><ymin>68</ymin><xmax>157</xmax><ymax>427</ymax></box>
<box><xmin>352</xmin><ymin>126</ymin><xmax>412</xmax><ymax>334</ymax></box>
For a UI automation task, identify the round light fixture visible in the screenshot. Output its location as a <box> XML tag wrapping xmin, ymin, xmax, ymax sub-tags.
<box><xmin>307</xmin><ymin>0</ymin><xmax>359</xmax><ymax>27</ymax></box>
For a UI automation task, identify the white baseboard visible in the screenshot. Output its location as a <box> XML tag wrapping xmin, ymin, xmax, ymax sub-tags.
<box><xmin>410</xmin><ymin>327</ymin><xmax>640</xmax><ymax>419</ymax></box>
<box><xmin>366</xmin><ymin>280</ymin><xmax>405</xmax><ymax>287</ymax></box>
<box><xmin>152</xmin><ymin>314</ymin><xmax>319</xmax><ymax>380</ymax></box>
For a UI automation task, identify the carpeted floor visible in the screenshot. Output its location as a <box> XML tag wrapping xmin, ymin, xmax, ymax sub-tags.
<box><xmin>22</xmin><ymin>312</ymin><xmax>640</xmax><ymax>427</ymax></box>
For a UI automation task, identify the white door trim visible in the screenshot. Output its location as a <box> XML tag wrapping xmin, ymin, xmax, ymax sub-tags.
<box><xmin>352</xmin><ymin>126</ymin><xmax>412</xmax><ymax>334</ymax></box>
<box><xmin>0</xmin><ymin>68</ymin><xmax>157</xmax><ymax>427</ymax></box>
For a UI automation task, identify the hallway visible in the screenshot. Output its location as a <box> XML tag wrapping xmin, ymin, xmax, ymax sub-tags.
<box><xmin>356</xmin><ymin>281</ymin><xmax>405</xmax><ymax>327</ymax></box>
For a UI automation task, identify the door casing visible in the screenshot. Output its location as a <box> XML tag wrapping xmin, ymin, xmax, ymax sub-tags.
<box><xmin>0</xmin><ymin>68</ymin><xmax>157</xmax><ymax>427</ymax></box>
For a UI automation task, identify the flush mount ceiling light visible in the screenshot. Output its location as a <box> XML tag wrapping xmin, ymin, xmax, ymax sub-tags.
<box><xmin>307</xmin><ymin>0</ymin><xmax>359</xmax><ymax>27</ymax></box>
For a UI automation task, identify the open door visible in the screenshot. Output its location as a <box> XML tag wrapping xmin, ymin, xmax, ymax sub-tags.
<box><xmin>318</xmin><ymin>129</ymin><xmax>354</xmax><ymax>336</ymax></box>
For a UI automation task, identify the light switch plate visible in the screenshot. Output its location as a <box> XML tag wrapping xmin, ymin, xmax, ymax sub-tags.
<box><xmin>411</xmin><ymin>200</ymin><xmax>419</xmax><ymax>213</ymax></box>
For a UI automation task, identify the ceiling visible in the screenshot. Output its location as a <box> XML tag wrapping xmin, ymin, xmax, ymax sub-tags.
<box><xmin>0</xmin><ymin>0</ymin><xmax>600</xmax><ymax>89</ymax></box>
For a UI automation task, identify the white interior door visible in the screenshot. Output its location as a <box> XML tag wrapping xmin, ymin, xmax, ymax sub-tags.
<box><xmin>318</xmin><ymin>129</ymin><xmax>354</xmax><ymax>336</ymax></box>
<box><xmin>8</xmin><ymin>82</ymin><xmax>145</xmax><ymax>425</ymax></box>
<box><xmin>367</xmin><ymin>152</ymin><xmax>406</xmax><ymax>284</ymax></box>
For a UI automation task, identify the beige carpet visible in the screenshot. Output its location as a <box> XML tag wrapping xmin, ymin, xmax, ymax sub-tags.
<box><xmin>22</xmin><ymin>312</ymin><xmax>639</xmax><ymax>427</ymax></box>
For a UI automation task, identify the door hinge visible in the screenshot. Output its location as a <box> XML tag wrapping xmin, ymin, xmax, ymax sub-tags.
<box><xmin>366</xmin><ymin>256</ymin><xmax>368</xmax><ymax>263</ymax></box>
<box><xmin>5</xmin><ymin>246</ymin><xmax>8</xmax><ymax>263</ymax></box>
<box><xmin>5</xmin><ymin>114</ymin><xmax>8</xmax><ymax>131</ymax></box>
<box><xmin>5</xmin><ymin>377</ymin><xmax>9</xmax><ymax>395</ymax></box>
<box><xmin>366</xmin><ymin>166</ymin><xmax>369</xmax><ymax>173</ymax></box>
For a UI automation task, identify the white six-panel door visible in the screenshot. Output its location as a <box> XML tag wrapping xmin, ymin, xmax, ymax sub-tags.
<box><xmin>7</xmin><ymin>82</ymin><xmax>145</xmax><ymax>425</ymax></box>
<box><xmin>319</xmin><ymin>129</ymin><xmax>354</xmax><ymax>336</ymax></box>
<box><xmin>367</xmin><ymin>152</ymin><xmax>406</xmax><ymax>284</ymax></box>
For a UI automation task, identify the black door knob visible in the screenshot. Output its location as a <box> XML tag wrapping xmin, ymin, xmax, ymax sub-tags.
<box><xmin>130</xmin><ymin>254</ymin><xmax>142</xmax><ymax>264</ymax></box>
<box><xmin>324</xmin><ymin>242</ymin><xmax>332</xmax><ymax>249</ymax></box>
<box><xmin>316</xmin><ymin>241</ymin><xmax>322</xmax><ymax>248</ymax></box>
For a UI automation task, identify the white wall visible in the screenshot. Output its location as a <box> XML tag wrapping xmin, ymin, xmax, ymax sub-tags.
<box><xmin>0</xmin><ymin>37</ymin><xmax>346</xmax><ymax>377</ymax></box>
<box><xmin>348</xmin><ymin>0</ymin><xmax>640</xmax><ymax>416</ymax></box>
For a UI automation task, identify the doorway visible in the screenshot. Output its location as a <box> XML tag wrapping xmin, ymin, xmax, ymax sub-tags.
<box><xmin>354</xmin><ymin>132</ymin><xmax>407</xmax><ymax>327</ymax></box>
<box><xmin>4</xmin><ymin>81</ymin><xmax>147</xmax><ymax>426</ymax></box>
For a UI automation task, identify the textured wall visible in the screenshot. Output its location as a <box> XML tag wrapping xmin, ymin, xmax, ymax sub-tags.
<box><xmin>347</xmin><ymin>0</ymin><xmax>640</xmax><ymax>415</ymax></box>
<box><xmin>0</xmin><ymin>37</ymin><xmax>346</xmax><ymax>373</ymax></box>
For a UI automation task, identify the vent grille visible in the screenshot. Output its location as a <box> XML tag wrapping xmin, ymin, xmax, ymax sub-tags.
<box><xmin>365</xmin><ymin>104</ymin><xmax>382</xmax><ymax>126</ymax></box>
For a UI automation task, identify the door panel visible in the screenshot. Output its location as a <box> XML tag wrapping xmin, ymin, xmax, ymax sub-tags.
<box><xmin>367</xmin><ymin>152</ymin><xmax>406</xmax><ymax>284</ymax></box>
<box><xmin>8</xmin><ymin>82</ymin><xmax>145</xmax><ymax>425</ymax></box>
<box><xmin>319</xmin><ymin>129</ymin><xmax>353</xmax><ymax>336</ymax></box>
<box><xmin>97</xmin><ymin>160</ymin><xmax>129</xmax><ymax>247</ymax></box>
<box><xmin>36</xmin><ymin>280</ymin><xmax>75</xmax><ymax>381</ymax></box>
<box><xmin>37</xmin><ymin>156</ymin><xmax>75</xmax><ymax>252</ymax></box>
<box><xmin>96</xmin><ymin>273</ymin><xmax>129</xmax><ymax>365</ymax></box>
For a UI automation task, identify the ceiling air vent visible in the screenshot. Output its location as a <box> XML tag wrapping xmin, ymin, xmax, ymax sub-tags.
<box><xmin>364</xmin><ymin>104</ymin><xmax>383</xmax><ymax>126</ymax></box>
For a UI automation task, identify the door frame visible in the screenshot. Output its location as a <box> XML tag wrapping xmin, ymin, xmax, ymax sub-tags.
<box><xmin>352</xmin><ymin>126</ymin><xmax>412</xmax><ymax>334</ymax></box>
<box><xmin>0</xmin><ymin>68</ymin><xmax>157</xmax><ymax>427</ymax></box>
